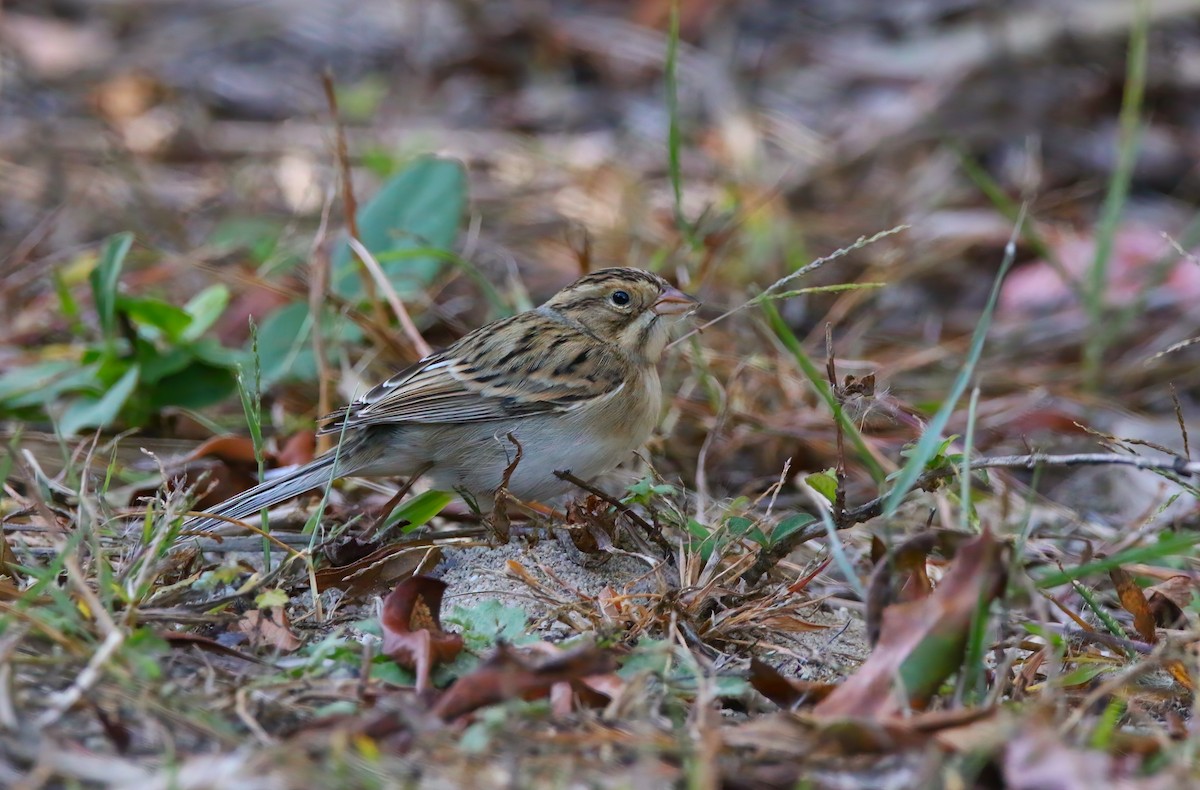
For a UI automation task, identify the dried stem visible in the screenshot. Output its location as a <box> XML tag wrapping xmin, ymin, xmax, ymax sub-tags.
<box><xmin>349</xmin><ymin>238</ymin><xmax>432</xmax><ymax>358</ymax></box>
<box><xmin>321</xmin><ymin>70</ymin><xmax>387</xmax><ymax>328</ymax></box>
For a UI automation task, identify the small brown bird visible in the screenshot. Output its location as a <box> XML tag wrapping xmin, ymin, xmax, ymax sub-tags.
<box><xmin>186</xmin><ymin>268</ymin><xmax>698</xmax><ymax>531</ymax></box>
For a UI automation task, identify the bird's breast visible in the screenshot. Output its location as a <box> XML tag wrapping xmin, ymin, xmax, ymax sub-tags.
<box><xmin>419</xmin><ymin>367</ymin><xmax>662</xmax><ymax>504</ymax></box>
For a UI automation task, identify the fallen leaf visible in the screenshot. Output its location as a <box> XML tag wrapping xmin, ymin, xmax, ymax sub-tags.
<box><xmin>88</xmin><ymin>701</ymin><xmax>132</xmax><ymax>755</ymax></box>
<box><xmin>187</xmin><ymin>434</ymin><xmax>261</xmax><ymax>466</ymax></box>
<box><xmin>380</xmin><ymin>576</ymin><xmax>463</xmax><ymax>692</ymax></box>
<box><xmin>1146</xmin><ymin>575</ymin><xmax>1198</xmax><ymax>627</ymax></box>
<box><xmin>757</xmin><ymin>614</ymin><xmax>828</xmax><ymax>633</ymax></box>
<box><xmin>274</xmin><ymin>430</ymin><xmax>316</xmax><ymax>467</ymax></box>
<box><xmin>748</xmin><ymin>658</ymin><xmax>838</xmax><ymax>709</ymax></box>
<box><xmin>865</xmin><ymin>530</ymin><xmax>977</xmax><ymax>645</ymax></box>
<box><xmin>432</xmin><ymin>642</ymin><xmax>616</xmax><ymax>721</ymax></box>
<box><xmin>816</xmin><ymin>530</ymin><xmax>1008</xmax><ymax>719</ymax></box>
<box><xmin>786</xmin><ymin>556</ymin><xmax>832</xmax><ymax>594</ymax></box>
<box><xmin>1003</xmin><ymin>726</ymin><xmax>1115</xmax><ymax>790</ymax></box>
<box><xmin>236</xmin><ymin>607</ymin><xmax>302</xmax><ymax>653</ymax></box>
<box><xmin>315</xmin><ymin>539</ymin><xmax>441</xmax><ymax>598</ymax></box>
<box><xmin>1109</xmin><ymin>566</ymin><xmax>1157</xmax><ymax>643</ymax></box>
<box><xmin>0</xmin><ymin>579</ymin><xmax>25</xmax><ymax>601</ymax></box>
<box><xmin>999</xmin><ymin>223</ymin><xmax>1200</xmax><ymax>316</ymax></box>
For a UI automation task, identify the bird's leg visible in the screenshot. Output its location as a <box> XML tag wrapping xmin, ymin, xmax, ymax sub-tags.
<box><xmin>487</xmin><ymin>491</ymin><xmax>564</xmax><ymax>544</ymax></box>
<box><xmin>488</xmin><ymin>431</ymin><xmax>528</xmax><ymax>543</ymax></box>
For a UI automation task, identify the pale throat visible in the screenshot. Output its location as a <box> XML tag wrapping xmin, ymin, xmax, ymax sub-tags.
<box><xmin>618</xmin><ymin>312</ymin><xmax>671</xmax><ymax>365</ymax></box>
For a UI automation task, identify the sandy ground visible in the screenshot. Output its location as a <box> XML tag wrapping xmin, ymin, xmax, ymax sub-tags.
<box><xmin>433</xmin><ymin>538</ymin><xmax>870</xmax><ymax>678</ymax></box>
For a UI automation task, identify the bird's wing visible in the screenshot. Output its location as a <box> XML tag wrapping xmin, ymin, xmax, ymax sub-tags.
<box><xmin>319</xmin><ymin>313</ymin><xmax>630</xmax><ymax>432</ymax></box>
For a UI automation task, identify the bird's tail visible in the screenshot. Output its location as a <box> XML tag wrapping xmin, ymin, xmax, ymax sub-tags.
<box><xmin>183</xmin><ymin>453</ymin><xmax>342</xmax><ymax>533</ymax></box>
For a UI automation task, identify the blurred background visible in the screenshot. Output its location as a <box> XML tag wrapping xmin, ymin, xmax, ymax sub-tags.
<box><xmin>2</xmin><ymin>0</ymin><xmax>1198</xmax><ymax>520</ymax></box>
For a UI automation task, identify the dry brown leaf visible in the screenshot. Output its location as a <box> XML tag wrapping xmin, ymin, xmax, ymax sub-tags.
<box><xmin>1003</xmin><ymin>726</ymin><xmax>1118</xmax><ymax>790</ymax></box>
<box><xmin>432</xmin><ymin>642</ymin><xmax>616</xmax><ymax>722</ymax></box>
<box><xmin>274</xmin><ymin>431</ymin><xmax>316</xmax><ymax>468</ymax></box>
<box><xmin>314</xmin><ymin>540</ymin><xmax>441</xmax><ymax>598</ymax></box>
<box><xmin>1146</xmin><ymin>575</ymin><xmax>1198</xmax><ymax>627</ymax></box>
<box><xmin>235</xmin><ymin>608</ymin><xmax>302</xmax><ymax>653</ymax></box>
<box><xmin>816</xmin><ymin>529</ymin><xmax>1008</xmax><ymax>720</ymax></box>
<box><xmin>380</xmin><ymin>575</ymin><xmax>464</xmax><ymax>692</ymax></box>
<box><xmin>1109</xmin><ymin>566</ymin><xmax>1157</xmax><ymax>643</ymax></box>
<box><xmin>187</xmin><ymin>435</ymin><xmax>261</xmax><ymax>466</ymax></box>
<box><xmin>865</xmin><ymin>530</ymin><xmax>976</xmax><ymax>645</ymax></box>
<box><xmin>0</xmin><ymin>579</ymin><xmax>25</xmax><ymax>601</ymax></box>
<box><xmin>748</xmin><ymin>658</ymin><xmax>838</xmax><ymax>709</ymax></box>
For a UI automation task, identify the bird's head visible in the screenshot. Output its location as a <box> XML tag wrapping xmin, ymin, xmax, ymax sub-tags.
<box><xmin>543</xmin><ymin>268</ymin><xmax>698</xmax><ymax>364</ymax></box>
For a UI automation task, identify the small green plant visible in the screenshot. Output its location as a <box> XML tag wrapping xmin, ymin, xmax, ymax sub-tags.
<box><xmin>0</xmin><ymin>233</ymin><xmax>245</xmax><ymax>435</ymax></box>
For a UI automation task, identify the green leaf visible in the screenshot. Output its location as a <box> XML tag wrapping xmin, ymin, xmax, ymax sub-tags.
<box><xmin>385</xmin><ymin>490</ymin><xmax>453</xmax><ymax>533</ymax></box>
<box><xmin>182</xmin><ymin>284</ymin><xmax>231</xmax><ymax>341</ymax></box>
<box><xmin>1056</xmin><ymin>663</ymin><xmax>1114</xmax><ymax>688</ymax></box>
<box><xmin>209</xmin><ymin>217</ymin><xmax>281</xmax><ymax>262</ymax></box>
<box><xmin>0</xmin><ymin>360</ymin><xmax>75</xmax><ymax>404</ymax></box>
<box><xmin>255</xmin><ymin>301</ymin><xmax>314</xmax><ymax>383</ymax></box>
<box><xmin>146</xmin><ymin>363</ymin><xmax>236</xmax><ymax>410</ymax></box>
<box><xmin>119</xmin><ymin>295</ymin><xmax>193</xmax><ymax>342</ymax></box>
<box><xmin>123</xmin><ymin>627</ymin><xmax>169</xmax><ymax>681</ymax></box>
<box><xmin>725</xmin><ymin>516</ymin><xmax>755</xmax><ymax>536</ymax></box>
<box><xmin>370</xmin><ymin>657</ymin><xmax>415</xmax><ymax>686</ymax></box>
<box><xmin>189</xmin><ymin>337</ymin><xmax>248</xmax><ymax>368</ymax></box>
<box><xmin>882</xmin><ymin>216</ymin><xmax>1022</xmax><ymax>517</ymax></box>
<box><xmin>2</xmin><ymin>363</ymin><xmax>103</xmax><ymax>409</ymax></box>
<box><xmin>623</xmin><ymin>476</ymin><xmax>678</xmax><ymax>505</ymax></box>
<box><xmin>59</xmin><ymin>364</ymin><xmax>139</xmax><ymax>435</ymax></box>
<box><xmin>53</xmin><ymin>270</ymin><xmax>81</xmax><ymax>325</ymax></box>
<box><xmin>90</xmin><ymin>233</ymin><xmax>133</xmax><ymax>342</ymax></box>
<box><xmin>446</xmin><ymin>601</ymin><xmax>533</xmax><ymax>650</ymax></box>
<box><xmin>684</xmin><ymin>518</ymin><xmax>710</xmax><ymax>539</ymax></box>
<box><xmin>897</xmin><ymin>628</ymin><xmax>969</xmax><ymax>702</ymax></box>
<box><xmin>332</xmin><ymin>156</ymin><xmax>466</xmax><ymax>299</ymax></box>
<box><xmin>805</xmin><ymin>469</ymin><xmax>839</xmax><ymax>503</ymax></box>
<box><xmin>772</xmin><ymin>513</ymin><xmax>816</xmax><ymax>544</ymax></box>
<box><xmin>137</xmin><ymin>342</ymin><xmax>194</xmax><ymax>383</ymax></box>
<box><xmin>618</xmin><ymin>638</ymin><xmax>674</xmax><ymax>678</ymax></box>
<box><xmin>255</xmin><ymin>301</ymin><xmax>361</xmax><ymax>383</ymax></box>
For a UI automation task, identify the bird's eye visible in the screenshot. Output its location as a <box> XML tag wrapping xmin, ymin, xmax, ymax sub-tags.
<box><xmin>611</xmin><ymin>290</ymin><xmax>631</xmax><ymax>306</ymax></box>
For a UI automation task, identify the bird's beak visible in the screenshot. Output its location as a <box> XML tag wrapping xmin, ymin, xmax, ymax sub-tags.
<box><xmin>653</xmin><ymin>286</ymin><xmax>699</xmax><ymax>316</ymax></box>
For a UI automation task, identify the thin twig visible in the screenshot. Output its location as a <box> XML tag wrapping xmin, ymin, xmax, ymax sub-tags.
<box><xmin>309</xmin><ymin>187</ymin><xmax>336</xmax><ymax>455</ymax></box>
<box><xmin>320</xmin><ymin>71</ymin><xmax>383</xmax><ymax>325</ymax></box>
<box><xmin>824</xmin><ymin>323</ymin><xmax>847</xmax><ymax>523</ymax></box>
<box><xmin>1169</xmin><ymin>383</ymin><xmax>1191</xmax><ymax>460</ymax></box>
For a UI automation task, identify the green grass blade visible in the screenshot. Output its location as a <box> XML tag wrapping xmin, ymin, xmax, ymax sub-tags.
<box><xmin>664</xmin><ymin>0</ymin><xmax>695</xmax><ymax>247</ymax></box>
<box><xmin>882</xmin><ymin>208</ymin><xmax>1025</xmax><ymax>516</ymax></box>
<box><xmin>1082</xmin><ymin>0</ymin><xmax>1148</xmax><ymax>391</ymax></box>
<box><xmin>1035</xmin><ymin>531</ymin><xmax>1200</xmax><ymax>589</ymax></box>
<box><xmin>761</xmin><ymin>300</ymin><xmax>886</xmax><ymax>484</ymax></box>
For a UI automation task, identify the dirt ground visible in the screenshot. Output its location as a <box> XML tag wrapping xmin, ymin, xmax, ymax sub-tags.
<box><xmin>2</xmin><ymin>1</ymin><xmax>1200</xmax><ymax>787</ymax></box>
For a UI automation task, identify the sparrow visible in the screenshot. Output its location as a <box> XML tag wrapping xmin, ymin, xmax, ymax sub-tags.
<box><xmin>184</xmin><ymin>268</ymin><xmax>698</xmax><ymax>532</ymax></box>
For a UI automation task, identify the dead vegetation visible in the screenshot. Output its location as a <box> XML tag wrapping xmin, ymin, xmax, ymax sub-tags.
<box><xmin>2</xmin><ymin>1</ymin><xmax>1200</xmax><ymax>787</ymax></box>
